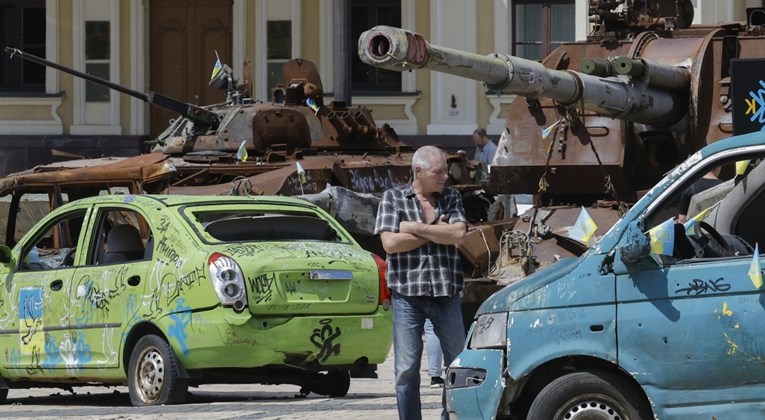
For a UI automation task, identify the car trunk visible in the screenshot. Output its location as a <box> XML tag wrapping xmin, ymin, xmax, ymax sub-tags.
<box><xmin>236</xmin><ymin>242</ymin><xmax>380</xmax><ymax>315</ymax></box>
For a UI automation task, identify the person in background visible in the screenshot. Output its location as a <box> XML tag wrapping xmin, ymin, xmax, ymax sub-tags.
<box><xmin>677</xmin><ymin>167</ymin><xmax>723</xmax><ymax>223</ymax></box>
<box><xmin>424</xmin><ymin>319</ymin><xmax>444</xmax><ymax>388</ymax></box>
<box><xmin>472</xmin><ymin>128</ymin><xmax>497</xmax><ymax>166</ymax></box>
<box><xmin>375</xmin><ymin>145</ymin><xmax>468</xmax><ymax>420</ymax></box>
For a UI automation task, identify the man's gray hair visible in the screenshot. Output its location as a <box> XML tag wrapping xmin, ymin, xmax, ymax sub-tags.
<box><xmin>412</xmin><ymin>145</ymin><xmax>446</xmax><ymax>172</ymax></box>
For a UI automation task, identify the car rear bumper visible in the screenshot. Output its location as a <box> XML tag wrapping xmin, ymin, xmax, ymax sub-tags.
<box><xmin>160</xmin><ymin>306</ymin><xmax>393</xmax><ymax>370</ymax></box>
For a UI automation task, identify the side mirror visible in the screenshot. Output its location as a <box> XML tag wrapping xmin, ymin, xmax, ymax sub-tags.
<box><xmin>613</xmin><ymin>221</ymin><xmax>650</xmax><ymax>274</ymax></box>
<box><xmin>0</xmin><ymin>245</ymin><xmax>12</xmax><ymax>265</ymax></box>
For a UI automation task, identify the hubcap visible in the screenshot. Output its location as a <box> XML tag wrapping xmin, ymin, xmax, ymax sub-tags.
<box><xmin>135</xmin><ymin>347</ymin><xmax>165</xmax><ymax>403</ymax></box>
<box><xmin>560</xmin><ymin>399</ymin><xmax>624</xmax><ymax>420</ymax></box>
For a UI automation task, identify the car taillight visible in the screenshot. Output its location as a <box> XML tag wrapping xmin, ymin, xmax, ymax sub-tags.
<box><xmin>372</xmin><ymin>253</ymin><xmax>391</xmax><ymax>310</ymax></box>
<box><xmin>208</xmin><ymin>252</ymin><xmax>247</xmax><ymax>312</ymax></box>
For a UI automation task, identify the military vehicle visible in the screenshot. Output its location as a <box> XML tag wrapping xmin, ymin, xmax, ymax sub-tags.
<box><xmin>1</xmin><ymin>47</ymin><xmax>497</xmax><ymax>267</ymax></box>
<box><xmin>358</xmin><ymin>0</ymin><xmax>765</xmax><ymax>284</ymax></box>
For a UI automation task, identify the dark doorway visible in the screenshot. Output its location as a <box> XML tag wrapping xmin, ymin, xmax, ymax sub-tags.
<box><xmin>149</xmin><ymin>0</ymin><xmax>232</xmax><ymax>138</ymax></box>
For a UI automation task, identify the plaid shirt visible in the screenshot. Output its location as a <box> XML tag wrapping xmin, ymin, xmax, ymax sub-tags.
<box><xmin>374</xmin><ymin>183</ymin><xmax>467</xmax><ymax>297</ymax></box>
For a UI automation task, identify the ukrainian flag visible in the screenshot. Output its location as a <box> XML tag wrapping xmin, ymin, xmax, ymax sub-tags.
<box><xmin>541</xmin><ymin>119</ymin><xmax>562</xmax><ymax>140</ymax></box>
<box><xmin>236</xmin><ymin>140</ymin><xmax>248</xmax><ymax>162</ymax></box>
<box><xmin>210</xmin><ymin>51</ymin><xmax>223</xmax><ymax>81</ymax></box>
<box><xmin>568</xmin><ymin>206</ymin><xmax>598</xmax><ymax>245</ymax></box>
<box><xmin>296</xmin><ymin>162</ymin><xmax>307</xmax><ymax>184</ymax></box>
<box><xmin>648</xmin><ymin>217</ymin><xmax>675</xmax><ymax>256</ymax></box>
<box><xmin>749</xmin><ymin>243</ymin><xmax>762</xmax><ymax>289</ymax></box>
<box><xmin>684</xmin><ymin>206</ymin><xmax>713</xmax><ymax>236</ymax></box>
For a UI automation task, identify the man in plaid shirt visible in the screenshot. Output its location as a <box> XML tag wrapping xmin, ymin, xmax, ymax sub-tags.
<box><xmin>374</xmin><ymin>145</ymin><xmax>468</xmax><ymax>420</ymax></box>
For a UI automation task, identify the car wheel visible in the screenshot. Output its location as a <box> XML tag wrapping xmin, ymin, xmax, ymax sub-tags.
<box><xmin>527</xmin><ymin>371</ymin><xmax>651</xmax><ymax>420</ymax></box>
<box><xmin>128</xmin><ymin>334</ymin><xmax>187</xmax><ymax>406</ymax></box>
<box><xmin>321</xmin><ymin>370</ymin><xmax>351</xmax><ymax>398</ymax></box>
<box><xmin>0</xmin><ymin>387</ymin><xmax>7</xmax><ymax>404</ymax></box>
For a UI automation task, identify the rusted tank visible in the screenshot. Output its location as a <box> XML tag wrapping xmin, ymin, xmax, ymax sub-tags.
<box><xmin>1</xmin><ymin>48</ymin><xmax>492</xmax><ymax>259</ymax></box>
<box><xmin>5</xmin><ymin>47</ymin><xmax>414</xmax><ymax>196</ymax></box>
<box><xmin>359</xmin><ymin>0</ymin><xmax>765</xmax><ymax>283</ymax></box>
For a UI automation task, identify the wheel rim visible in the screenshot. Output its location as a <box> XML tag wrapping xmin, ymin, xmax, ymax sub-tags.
<box><xmin>557</xmin><ymin>394</ymin><xmax>626</xmax><ymax>420</ymax></box>
<box><xmin>134</xmin><ymin>346</ymin><xmax>165</xmax><ymax>403</ymax></box>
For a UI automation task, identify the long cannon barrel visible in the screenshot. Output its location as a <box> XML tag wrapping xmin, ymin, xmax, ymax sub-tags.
<box><xmin>5</xmin><ymin>47</ymin><xmax>220</xmax><ymax>130</ymax></box>
<box><xmin>358</xmin><ymin>26</ymin><xmax>689</xmax><ymax>127</ymax></box>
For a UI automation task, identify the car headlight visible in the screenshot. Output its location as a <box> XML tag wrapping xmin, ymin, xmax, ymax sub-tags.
<box><xmin>469</xmin><ymin>312</ymin><xmax>508</xmax><ymax>349</ymax></box>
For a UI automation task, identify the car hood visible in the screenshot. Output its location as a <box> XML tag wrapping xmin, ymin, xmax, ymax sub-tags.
<box><xmin>476</xmin><ymin>256</ymin><xmax>581</xmax><ymax>315</ymax></box>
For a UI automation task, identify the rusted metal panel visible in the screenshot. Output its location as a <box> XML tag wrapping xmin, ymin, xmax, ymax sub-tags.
<box><xmin>0</xmin><ymin>153</ymin><xmax>174</xmax><ymax>197</ymax></box>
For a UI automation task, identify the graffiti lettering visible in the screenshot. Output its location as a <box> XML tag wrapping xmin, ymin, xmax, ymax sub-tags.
<box><xmin>675</xmin><ymin>277</ymin><xmax>731</xmax><ymax>295</ymax></box>
<box><xmin>157</xmin><ymin>217</ymin><xmax>171</xmax><ymax>234</ymax></box>
<box><xmin>156</xmin><ymin>235</ymin><xmax>180</xmax><ymax>263</ymax></box>
<box><xmin>310</xmin><ymin>319</ymin><xmax>341</xmax><ymax>362</ymax></box>
<box><xmin>226</xmin><ymin>244</ymin><xmax>267</xmax><ymax>257</ymax></box>
<box><xmin>179</xmin><ymin>266</ymin><xmax>206</xmax><ymax>287</ymax></box>
<box><xmin>249</xmin><ymin>273</ymin><xmax>276</xmax><ymax>304</ymax></box>
<box><xmin>223</xmin><ymin>328</ymin><xmax>258</xmax><ymax>346</ymax></box>
<box><xmin>474</xmin><ymin>315</ymin><xmax>495</xmax><ymax>336</ymax></box>
<box><xmin>553</xmin><ymin>325</ymin><xmax>583</xmax><ymax>346</ymax></box>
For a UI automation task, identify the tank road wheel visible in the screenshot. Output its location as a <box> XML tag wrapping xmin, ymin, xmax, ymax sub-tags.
<box><xmin>128</xmin><ymin>335</ymin><xmax>188</xmax><ymax>406</ymax></box>
<box><xmin>528</xmin><ymin>371</ymin><xmax>651</xmax><ymax>420</ymax></box>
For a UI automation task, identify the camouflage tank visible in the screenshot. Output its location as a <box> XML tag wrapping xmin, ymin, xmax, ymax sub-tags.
<box><xmin>358</xmin><ymin>0</ymin><xmax>765</xmax><ymax>284</ymax></box>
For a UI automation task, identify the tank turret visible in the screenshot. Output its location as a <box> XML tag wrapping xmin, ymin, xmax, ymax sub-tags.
<box><xmin>357</xmin><ymin>0</ymin><xmax>748</xmax><ymax>201</ymax></box>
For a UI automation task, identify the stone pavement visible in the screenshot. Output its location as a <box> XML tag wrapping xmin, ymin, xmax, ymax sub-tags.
<box><xmin>0</xmin><ymin>347</ymin><xmax>445</xmax><ymax>419</ymax></box>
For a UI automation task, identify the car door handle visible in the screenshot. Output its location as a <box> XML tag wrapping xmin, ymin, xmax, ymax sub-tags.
<box><xmin>128</xmin><ymin>275</ymin><xmax>141</xmax><ymax>287</ymax></box>
<box><xmin>50</xmin><ymin>279</ymin><xmax>63</xmax><ymax>291</ymax></box>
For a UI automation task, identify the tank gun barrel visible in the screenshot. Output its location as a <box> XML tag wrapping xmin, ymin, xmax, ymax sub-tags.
<box><xmin>5</xmin><ymin>47</ymin><xmax>220</xmax><ymax>130</ymax></box>
<box><xmin>358</xmin><ymin>25</ymin><xmax>688</xmax><ymax>127</ymax></box>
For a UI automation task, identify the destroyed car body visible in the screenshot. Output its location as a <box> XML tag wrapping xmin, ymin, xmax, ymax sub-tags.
<box><xmin>0</xmin><ymin>194</ymin><xmax>392</xmax><ymax>406</ymax></box>
<box><xmin>446</xmin><ymin>130</ymin><xmax>765</xmax><ymax>419</ymax></box>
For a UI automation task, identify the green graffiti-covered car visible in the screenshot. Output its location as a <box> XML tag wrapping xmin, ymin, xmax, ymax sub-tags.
<box><xmin>0</xmin><ymin>194</ymin><xmax>392</xmax><ymax>406</ymax></box>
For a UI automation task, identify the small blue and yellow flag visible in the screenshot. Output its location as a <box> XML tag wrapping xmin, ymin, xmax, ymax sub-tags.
<box><xmin>306</xmin><ymin>98</ymin><xmax>320</xmax><ymax>113</ymax></box>
<box><xmin>210</xmin><ymin>51</ymin><xmax>223</xmax><ymax>81</ymax></box>
<box><xmin>749</xmin><ymin>243</ymin><xmax>762</xmax><ymax>289</ymax></box>
<box><xmin>684</xmin><ymin>206</ymin><xmax>713</xmax><ymax>236</ymax></box>
<box><xmin>541</xmin><ymin>119</ymin><xmax>562</xmax><ymax>140</ymax></box>
<box><xmin>568</xmin><ymin>206</ymin><xmax>598</xmax><ymax>245</ymax></box>
<box><xmin>296</xmin><ymin>162</ymin><xmax>307</xmax><ymax>184</ymax></box>
<box><xmin>648</xmin><ymin>217</ymin><xmax>675</xmax><ymax>256</ymax></box>
<box><xmin>236</xmin><ymin>140</ymin><xmax>248</xmax><ymax>162</ymax></box>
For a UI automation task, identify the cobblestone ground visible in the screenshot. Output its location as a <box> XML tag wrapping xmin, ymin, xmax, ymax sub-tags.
<box><xmin>0</xmin><ymin>348</ymin><xmax>445</xmax><ymax>419</ymax></box>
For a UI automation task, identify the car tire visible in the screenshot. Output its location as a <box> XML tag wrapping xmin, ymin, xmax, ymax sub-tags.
<box><xmin>0</xmin><ymin>387</ymin><xmax>7</xmax><ymax>404</ymax></box>
<box><xmin>128</xmin><ymin>334</ymin><xmax>188</xmax><ymax>406</ymax></box>
<box><xmin>527</xmin><ymin>370</ymin><xmax>651</xmax><ymax>420</ymax></box>
<box><xmin>322</xmin><ymin>369</ymin><xmax>351</xmax><ymax>398</ymax></box>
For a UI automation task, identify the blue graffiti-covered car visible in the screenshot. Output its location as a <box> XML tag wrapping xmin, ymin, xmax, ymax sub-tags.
<box><xmin>446</xmin><ymin>130</ymin><xmax>765</xmax><ymax>419</ymax></box>
<box><xmin>0</xmin><ymin>194</ymin><xmax>392</xmax><ymax>406</ymax></box>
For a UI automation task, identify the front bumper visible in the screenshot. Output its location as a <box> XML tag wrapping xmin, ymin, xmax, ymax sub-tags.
<box><xmin>446</xmin><ymin>349</ymin><xmax>505</xmax><ymax>419</ymax></box>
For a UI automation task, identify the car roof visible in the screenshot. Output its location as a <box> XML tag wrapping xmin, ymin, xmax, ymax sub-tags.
<box><xmin>71</xmin><ymin>194</ymin><xmax>321</xmax><ymax>209</ymax></box>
